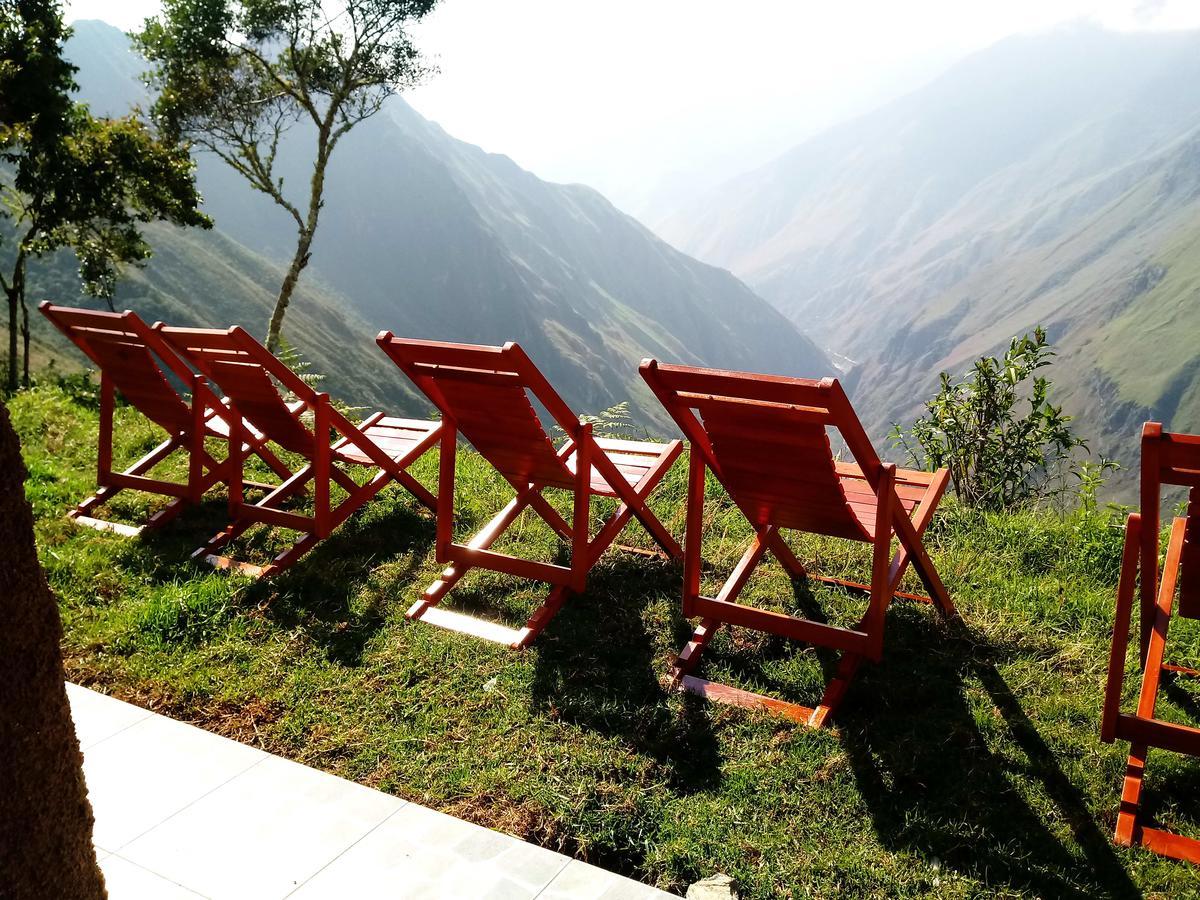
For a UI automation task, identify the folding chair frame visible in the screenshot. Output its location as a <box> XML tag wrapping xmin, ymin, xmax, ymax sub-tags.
<box><xmin>158</xmin><ymin>325</ymin><xmax>441</xmax><ymax>578</ymax></box>
<box><xmin>641</xmin><ymin>359</ymin><xmax>956</xmax><ymax>727</ymax></box>
<box><xmin>1102</xmin><ymin>423</ymin><xmax>1200</xmax><ymax>862</ymax></box>
<box><xmin>378</xmin><ymin>335</ymin><xmax>683</xmax><ymax>649</ymax></box>
<box><xmin>39</xmin><ymin>303</ymin><xmax>290</xmax><ymax>537</ymax></box>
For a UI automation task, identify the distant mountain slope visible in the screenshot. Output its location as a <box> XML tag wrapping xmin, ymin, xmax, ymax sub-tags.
<box><xmin>60</xmin><ymin>20</ymin><xmax>829</xmax><ymax>429</ymax></box>
<box><xmin>657</xmin><ymin>25</ymin><xmax>1200</xmax><ymax>469</ymax></box>
<box><xmin>21</xmin><ymin>222</ymin><xmax>420</xmax><ymax>414</ymax></box>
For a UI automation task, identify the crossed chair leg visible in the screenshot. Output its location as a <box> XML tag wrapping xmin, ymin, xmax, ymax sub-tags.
<box><xmin>1104</xmin><ymin>514</ymin><xmax>1200</xmax><ymax>862</ymax></box>
<box><xmin>408</xmin><ymin>438</ymin><xmax>682</xmax><ymax>649</ymax></box>
<box><xmin>198</xmin><ymin>414</ymin><xmax>440</xmax><ymax>579</ymax></box>
<box><xmin>668</xmin><ymin>520</ymin><xmax>957</xmax><ymax>728</ymax></box>
<box><xmin>72</xmin><ymin>384</ymin><xmax>292</xmax><ymax>538</ymax></box>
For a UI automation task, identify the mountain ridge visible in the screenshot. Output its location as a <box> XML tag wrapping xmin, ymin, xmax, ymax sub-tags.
<box><xmin>655</xmin><ymin>24</ymin><xmax>1200</xmax><ymax>477</ymax></box>
<box><xmin>49</xmin><ymin>19</ymin><xmax>829</xmax><ymax>430</ymax></box>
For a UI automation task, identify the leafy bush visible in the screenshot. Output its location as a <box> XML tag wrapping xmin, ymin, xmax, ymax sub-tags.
<box><xmin>892</xmin><ymin>328</ymin><xmax>1116</xmax><ymax>511</ymax></box>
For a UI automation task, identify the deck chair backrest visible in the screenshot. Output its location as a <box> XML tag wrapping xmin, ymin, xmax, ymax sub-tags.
<box><xmin>157</xmin><ymin>326</ymin><xmax>316</xmax><ymax>455</ymax></box>
<box><xmin>1142</xmin><ymin>423</ymin><xmax>1200</xmax><ymax>617</ymax></box>
<box><xmin>40</xmin><ymin>303</ymin><xmax>193</xmax><ymax>433</ymax></box>
<box><xmin>377</xmin><ymin>336</ymin><xmax>575</xmax><ymax>487</ymax></box>
<box><xmin>641</xmin><ymin>362</ymin><xmax>884</xmax><ymax>541</ymax></box>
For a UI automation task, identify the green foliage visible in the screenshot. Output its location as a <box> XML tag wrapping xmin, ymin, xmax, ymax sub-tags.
<box><xmin>134</xmin><ymin>0</ymin><xmax>439</xmax><ymax>350</ymax></box>
<box><xmin>0</xmin><ymin>0</ymin><xmax>75</xmax><ymax>151</ymax></box>
<box><xmin>563</xmin><ymin>401</ymin><xmax>646</xmax><ymax>441</ymax></box>
<box><xmin>893</xmin><ymin>328</ymin><xmax>1114</xmax><ymax>511</ymax></box>
<box><xmin>0</xmin><ymin>0</ymin><xmax>209</xmax><ymax>392</ymax></box>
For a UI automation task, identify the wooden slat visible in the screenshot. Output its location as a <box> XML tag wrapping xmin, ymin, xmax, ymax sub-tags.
<box><xmin>1115</xmin><ymin>713</ymin><xmax>1200</xmax><ymax>757</ymax></box>
<box><xmin>592</xmin><ymin>437</ymin><xmax>674</xmax><ymax>455</ymax></box>
<box><xmin>691</xmin><ymin>595</ymin><xmax>870</xmax><ymax>654</ymax></box>
<box><xmin>415</xmin><ymin>606</ymin><xmax>525</xmax><ymax>646</ymax></box>
<box><xmin>649</xmin><ymin>362</ymin><xmax>835</xmax><ymax>407</ymax></box>
<box><xmin>1161</xmin><ymin>433</ymin><xmax>1200</xmax><ymax>473</ymax></box>
<box><xmin>672</xmin><ymin>674</ymin><xmax>816</xmax><ymax>724</ymax></box>
<box><xmin>379</xmin><ymin>336</ymin><xmax>509</xmax><ymax>372</ymax></box>
<box><xmin>72</xmin><ymin>516</ymin><xmax>143</xmax><ymax>537</ymax></box>
<box><xmin>1139</xmin><ymin>826</ymin><xmax>1200</xmax><ymax>863</ymax></box>
<box><xmin>681</xmin><ymin>392</ymin><xmax>833</xmax><ymax>424</ymax></box>
<box><xmin>156</xmin><ymin>326</ymin><xmax>244</xmax><ymax>351</ymax></box>
<box><xmin>411</xmin><ymin>364</ymin><xmax>523</xmax><ymax>387</ymax></box>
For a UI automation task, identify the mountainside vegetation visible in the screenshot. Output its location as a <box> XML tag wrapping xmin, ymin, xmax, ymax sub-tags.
<box><xmin>47</xmin><ymin>20</ymin><xmax>829</xmax><ymax>430</ymax></box>
<box><xmin>134</xmin><ymin>0</ymin><xmax>440</xmax><ymax>351</ymax></box>
<box><xmin>656</xmin><ymin>26</ymin><xmax>1200</xmax><ymax>479</ymax></box>
<box><xmin>0</xmin><ymin>1</ymin><xmax>208</xmax><ymax>393</ymax></box>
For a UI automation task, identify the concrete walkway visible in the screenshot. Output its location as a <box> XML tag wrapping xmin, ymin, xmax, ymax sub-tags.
<box><xmin>69</xmin><ymin>684</ymin><xmax>675</xmax><ymax>899</ymax></box>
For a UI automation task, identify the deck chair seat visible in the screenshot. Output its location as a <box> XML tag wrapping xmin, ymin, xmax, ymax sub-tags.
<box><xmin>156</xmin><ymin>325</ymin><xmax>441</xmax><ymax>578</ymax></box>
<box><xmin>377</xmin><ymin>335</ymin><xmax>683</xmax><ymax>649</ymax></box>
<box><xmin>39</xmin><ymin>303</ymin><xmax>292</xmax><ymax>536</ymax></box>
<box><xmin>203</xmin><ymin>398</ymin><xmax>304</xmax><ymax>442</ymax></box>
<box><xmin>565</xmin><ymin>437</ymin><xmax>680</xmax><ymax>496</ymax></box>
<box><xmin>1102</xmin><ymin>423</ymin><xmax>1200</xmax><ymax>862</ymax></box>
<box><xmin>332</xmin><ymin>417</ymin><xmax>441</xmax><ymax>466</ymax></box>
<box><xmin>641</xmin><ymin>360</ymin><xmax>956</xmax><ymax>727</ymax></box>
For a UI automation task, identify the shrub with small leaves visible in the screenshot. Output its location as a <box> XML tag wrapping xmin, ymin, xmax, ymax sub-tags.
<box><xmin>892</xmin><ymin>327</ymin><xmax>1115</xmax><ymax>511</ymax></box>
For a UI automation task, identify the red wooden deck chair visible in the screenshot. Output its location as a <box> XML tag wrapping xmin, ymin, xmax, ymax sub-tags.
<box><xmin>376</xmin><ymin>334</ymin><xmax>683</xmax><ymax>649</ymax></box>
<box><xmin>640</xmin><ymin>360</ymin><xmax>957</xmax><ymax>727</ymax></box>
<box><xmin>156</xmin><ymin>324</ymin><xmax>442</xmax><ymax>578</ymax></box>
<box><xmin>1102</xmin><ymin>423</ymin><xmax>1200</xmax><ymax>862</ymax></box>
<box><xmin>39</xmin><ymin>302</ymin><xmax>292</xmax><ymax>537</ymax></box>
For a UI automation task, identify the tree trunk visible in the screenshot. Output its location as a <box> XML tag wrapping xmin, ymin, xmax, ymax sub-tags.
<box><xmin>265</xmin><ymin>141</ymin><xmax>330</xmax><ymax>354</ymax></box>
<box><xmin>266</xmin><ymin>225</ymin><xmax>314</xmax><ymax>353</ymax></box>
<box><xmin>20</xmin><ymin>290</ymin><xmax>31</xmax><ymax>389</ymax></box>
<box><xmin>6</xmin><ymin>289</ymin><xmax>16</xmax><ymax>395</ymax></box>
<box><xmin>5</xmin><ymin>246</ymin><xmax>28</xmax><ymax>393</ymax></box>
<box><xmin>0</xmin><ymin>397</ymin><xmax>107</xmax><ymax>899</ymax></box>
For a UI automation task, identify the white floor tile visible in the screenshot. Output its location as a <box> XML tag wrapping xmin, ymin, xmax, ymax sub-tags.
<box><xmin>83</xmin><ymin>713</ymin><xmax>267</xmax><ymax>852</ymax></box>
<box><xmin>119</xmin><ymin>754</ymin><xmax>404</xmax><ymax>900</ymax></box>
<box><xmin>69</xmin><ymin>684</ymin><xmax>675</xmax><ymax>900</ymax></box>
<box><xmin>99</xmin><ymin>854</ymin><xmax>208</xmax><ymax>899</ymax></box>
<box><xmin>67</xmin><ymin>683</ymin><xmax>154</xmax><ymax>750</ymax></box>
<box><xmin>538</xmin><ymin>859</ymin><xmax>676</xmax><ymax>900</ymax></box>
<box><xmin>289</xmin><ymin>802</ymin><xmax>569</xmax><ymax>899</ymax></box>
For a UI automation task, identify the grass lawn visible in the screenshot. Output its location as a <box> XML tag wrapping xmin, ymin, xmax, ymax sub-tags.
<box><xmin>13</xmin><ymin>381</ymin><xmax>1200</xmax><ymax>898</ymax></box>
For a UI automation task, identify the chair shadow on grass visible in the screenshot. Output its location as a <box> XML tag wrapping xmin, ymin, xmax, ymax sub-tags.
<box><xmin>528</xmin><ymin>553</ymin><xmax>723</xmax><ymax>795</ymax></box>
<box><xmin>131</xmin><ymin>489</ymin><xmax>436</xmax><ymax>667</ymax></box>
<box><xmin>837</xmin><ymin>611</ymin><xmax>1140</xmax><ymax>900</ymax></box>
<box><xmin>254</xmin><ymin>499</ymin><xmax>436</xmax><ymax>666</ymax></box>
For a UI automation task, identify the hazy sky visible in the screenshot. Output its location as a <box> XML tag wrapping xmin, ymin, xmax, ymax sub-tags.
<box><xmin>69</xmin><ymin>1</ymin><xmax>1200</xmax><ymax>218</ymax></box>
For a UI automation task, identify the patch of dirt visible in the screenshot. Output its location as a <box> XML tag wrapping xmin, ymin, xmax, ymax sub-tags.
<box><xmin>64</xmin><ymin>665</ymin><xmax>285</xmax><ymax>749</ymax></box>
<box><xmin>441</xmin><ymin>794</ymin><xmax>574</xmax><ymax>856</ymax></box>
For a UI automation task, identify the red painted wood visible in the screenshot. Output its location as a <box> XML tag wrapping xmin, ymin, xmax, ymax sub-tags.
<box><xmin>1102</xmin><ymin>514</ymin><xmax>1141</xmax><ymax>744</ymax></box>
<box><xmin>154</xmin><ymin>323</ymin><xmax>441</xmax><ymax>577</ymax></box>
<box><xmin>379</xmin><ymin>335</ymin><xmax>682</xmax><ymax>648</ymax></box>
<box><xmin>640</xmin><ymin>357</ymin><xmax>955</xmax><ymax>728</ymax></box>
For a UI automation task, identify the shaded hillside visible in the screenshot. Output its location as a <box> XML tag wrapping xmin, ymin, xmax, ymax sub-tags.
<box><xmin>21</xmin><ymin>225</ymin><xmax>422</xmax><ymax>415</ymax></box>
<box><xmin>657</xmin><ymin>25</ymin><xmax>1200</xmax><ymax>468</ymax></box>
<box><xmin>61</xmin><ymin>20</ymin><xmax>829</xmax><ymax>429</ymax></box>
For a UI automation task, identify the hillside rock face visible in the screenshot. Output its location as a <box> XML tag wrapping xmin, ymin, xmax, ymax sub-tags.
<box><xmin>60</xmin><ymin>21</ymin><xmax>829</xmax><ymax>429</ymax></box>
<box><xmin>657</xmin><ymin>25</ymin><xmax>1200</xmax><ymax>468</ymax></box>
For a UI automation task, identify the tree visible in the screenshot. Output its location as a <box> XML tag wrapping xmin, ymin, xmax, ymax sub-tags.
<box><xmin>0</xmin><ymin>0</ymin><xmax>210</xmax><ymax>393</ymax></box>
<box><xmin>891</xmin><ymin>328</ymin><xmax>1099</xmax><ymax>511</ymax></box>
<box><xmin>135</xmin><ymin>0</ymin><xmax>439</xmax><ymax>352</ymax></box>
<box><xmin>0</xmin><ymin>395</ymin><xmax>107</xmax><ymax>899</ymax></box>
